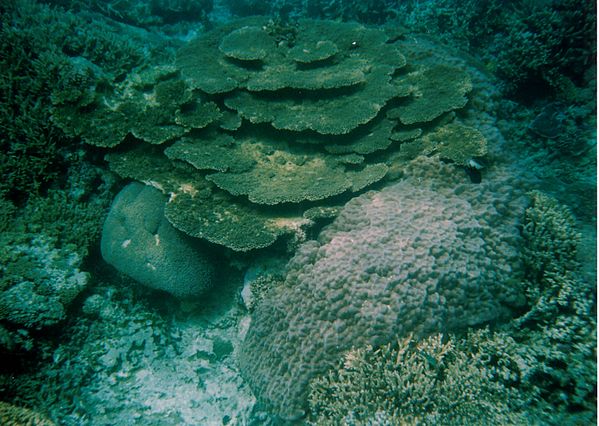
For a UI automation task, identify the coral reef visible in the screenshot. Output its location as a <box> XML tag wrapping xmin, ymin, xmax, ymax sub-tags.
<box><xmin>0</xmin><ymin>198</ymin><xmax>16</xmax><ymax>233</ymax></box>
<box><xmin>225</xmin><ymin>0</ymin><xmax>400</xmax><ymax>24</ymax></box>
<box><xmin>104</xmin><ymin>145</ymin><xmax>308</xmax><ymax>251</ymax></box>
<box><xmin>53</xmin><ymin>66</ymin><xmax>193</xmax><ymax>148</ymax></box>
<box><xmin>0</xmin><ymin>159</ymin><xmax>111</xmax><ymax>337</ymax></box>
<box><xmin>390</xmin><ymin>65</ymin><xmax>472</xmax><ymax>126</ymax></box>
<box><xmin>307</xmin><ymin>322</ymin><xmax>596</xmax><ymax>425</ymax></box>
<box><xmin>101</xmin><ymin>182</ymin><xmax>216</xmax><ymax>299</ymax></box>
<box><xmin>0</xmin><ymin>0</ymin><xmax>175</xmax><ymax>202</ymax></box>
<box><xmin>489</xmin><ymin>0</ymin><xmax>596</xmax><ymax>97</ymax></box>
<box><xmin>0</xmin><ymin>152</ymin><xmax>111</xmax><ymax>344</ymax></box>
<box><xmin>46</xmin><ymin>0</ymin><xmax>214</xmax><ymax>27</ymax></box>
<box><xmin>496</xmin><ymin>95</ymin><xmax>596</xmax><ymax>223</ymax></box>
<box><xmin>0</xmin><ymin>1</ymin><xmax>593</xmax><ymax>425</ymax></box>
<box><xmin>239</xmin><ymin>259</ymin><xmax>287</xmax><ymax>312</ymax></box>
<box><xmin>0</xmin><ymin>2</ymin><xmax>65</xmax><ymax>200</ymax></box>
<box><xmin>54</xmin><ymin>17</ymin><xmax>490</xmax><ymax>252</ymax></box>
<box><xmin>303</xmin><ymin>191</ymin><xmax>596</xmax><ymax>425</ymax></box>
<box><xmin>514</xmin><ymin>192</ymin><xmax>596</xmax><ymax>416</ymax></box>
<box><xmin>418</xmin><ymin>122</ymin><xmax>487</xmax><ymax>166</ymax></box>
<box><xmin>16</xmin><ymin>188</ymin><xmax>108</xmax><ymax>258</ymax></box>
<box><xmin>395</xmin><ymin>0</ymin><xmax>596</xmax><ymax>99</ymax></box>
<box><xmin>238</xmin><ymin>156</ymin><xmax>528</xmax><ymax>419</ymax></box>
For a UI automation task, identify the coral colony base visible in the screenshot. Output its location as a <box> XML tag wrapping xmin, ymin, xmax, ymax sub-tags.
<box><xmin>0</xmin><ymin>0</ymin><xmax>595</xmax><ymax>425</ymax></box>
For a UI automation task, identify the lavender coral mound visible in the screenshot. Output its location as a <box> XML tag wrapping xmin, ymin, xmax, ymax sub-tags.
<box><xmin>239</xmin><ymin>158</ymin><xmax>527</xmax><ymax>420</ymax></box>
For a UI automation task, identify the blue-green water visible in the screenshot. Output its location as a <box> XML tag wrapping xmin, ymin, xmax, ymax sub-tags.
<box><xmin>0</xmin><ymin>0</ymin><xmax>595</xmax><ymax>424</ymax></box>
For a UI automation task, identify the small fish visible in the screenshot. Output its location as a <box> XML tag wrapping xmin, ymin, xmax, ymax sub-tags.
<box><xmin>465</xmin><ymin>158</ymin><xmax>483</xmax><ymax>183</ymax></box>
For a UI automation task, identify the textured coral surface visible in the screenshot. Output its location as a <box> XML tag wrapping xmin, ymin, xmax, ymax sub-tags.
<box><xmin>52</xmin><ymin>17</ymin><xmax>486</xmax><ymax>251</ymax></box>
<box><xmin>239</xmin><ymin>157</ymin><xmax>527</xmax><ymax>418</ymax></box>
<box><xmin>0</xmin><ymin>1</ymin><xmax>594</xmax><ymax>424</ymax></box>
<box><xmin>101</xmin><ymin>182</ymin><xmax>215</xmax><ymax>298</ymax></box>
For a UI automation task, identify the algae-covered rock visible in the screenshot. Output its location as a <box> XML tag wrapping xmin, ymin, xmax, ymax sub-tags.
<box><xmin>0</xmin><ymin>233</ymin><xmax>89</xmax><ymax>329</ymax></box>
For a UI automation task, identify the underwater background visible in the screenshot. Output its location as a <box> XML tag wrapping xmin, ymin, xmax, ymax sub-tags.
<box><xmin>0</xmin><ymin>0</ymin><xmax>596</xmax><ymax>424</ymax></box>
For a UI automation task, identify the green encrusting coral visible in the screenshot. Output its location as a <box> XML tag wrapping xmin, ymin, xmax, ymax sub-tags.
<box><xmin>53</xmin><ymin>17</ymin><xmax>490</xmax><ymax>251</ymax></box>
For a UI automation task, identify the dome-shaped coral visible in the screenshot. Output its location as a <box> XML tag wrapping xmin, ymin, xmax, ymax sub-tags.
<box><xmin>239</xmin><ymin>157</ymin><xmax>527</xmax><ymax>419</ymax></box>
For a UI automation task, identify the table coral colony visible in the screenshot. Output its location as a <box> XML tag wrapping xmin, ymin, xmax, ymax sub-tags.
<box><xmin>52</xmin><ymin>17</ymin><xmax>485</xmax><ymax>252</ymax></box>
